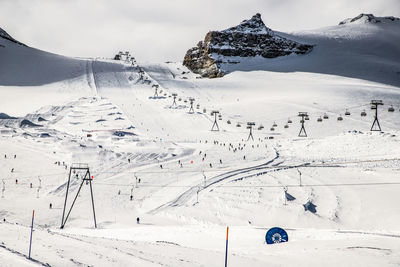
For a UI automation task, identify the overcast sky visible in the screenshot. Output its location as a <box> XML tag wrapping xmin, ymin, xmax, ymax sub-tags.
<box><xmin>1</xmin><ymin>0</ymin><xmax>399</xmax><ymax>62</ymax></box>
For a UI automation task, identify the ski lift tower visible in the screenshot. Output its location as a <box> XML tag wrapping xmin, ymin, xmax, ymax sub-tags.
<box><xmin>298</xmin><ymin>112</ymin><xmax>308</xmax><ymax>137</ymax></box>
<box><xmin>211</xmin><ymin>110</ymin><xmax>220</xmax><ymax>131</ymax></box>
<box><xmin>370</xmin><ymin>100</ymin><xmax>383</xmax><ymax>131</ymax></box>
<box><xmin>171</xmin><ymin>93</ymin><xmax>178</xmax><ymax>107</ymax></box>
<box><xmin>60</xmin><ymin>163</ymin><xmax>97</xmax><ymax>229</ymax></box>
<box><xmin>189</xmin><ymin>98</ymin><xmax>195</xmax><ymax>114</ymax></box>
<box><xmin>246</xmin><ymin>122</ymin><xmax>255</xmax><ymax>141</ymax></box>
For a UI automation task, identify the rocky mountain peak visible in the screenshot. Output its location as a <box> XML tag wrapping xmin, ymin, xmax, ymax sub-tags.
<box><xmin>222</xmin><ymin>13</ymin><xmax>272</xmax><ymax>35</ymax></box>
<box><xmin>339</xmin><ymin>13</ymin><xmax>400</xmax><ymax>25</ymax></box>
<box><xmin>183</xmin><ymin>13</ymin><xmax>312</xmax><ymax>78</ymax></box>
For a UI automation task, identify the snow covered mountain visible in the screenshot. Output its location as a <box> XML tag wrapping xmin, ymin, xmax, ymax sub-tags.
<box><xmin>183</xmin><ymin>13</ymin><xmax>400</xmax><ymax>87</ymax></box>
<box><xmin>183</xmin><ymin>13</ymin><xmax>313</xmax><ymax>78</ymax></box>
<box><xmin>339</xmin><ymin>13</ymin><xmax>400</xmax><ymax>25</ymax></box>
<box><xmin>1</xmin><ymin>13</ymin><xmax>400</xmax><ymax>267</ymax></box>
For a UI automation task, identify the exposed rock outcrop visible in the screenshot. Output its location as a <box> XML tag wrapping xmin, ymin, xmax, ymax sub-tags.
<box><xmin>183</xmin><ymin>13</ymin><xmax>313</xmax><ymax>78</ymax></box>
<box><xmin>339</xmin><ymin>13</ymin><xmax>400</xmax><ymax>25</ymax></box>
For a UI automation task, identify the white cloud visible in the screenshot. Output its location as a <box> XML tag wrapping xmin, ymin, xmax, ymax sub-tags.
<box><xmin>0</xmin><ymin>0</ymin><xmax>398</xmax><ymax>61</ymax></box>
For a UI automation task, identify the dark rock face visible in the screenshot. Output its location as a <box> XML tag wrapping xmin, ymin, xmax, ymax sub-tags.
<box><xmin>183</xmin><ymin>13</ymin><xmax>313</xmax><ymax>78</ymax></box>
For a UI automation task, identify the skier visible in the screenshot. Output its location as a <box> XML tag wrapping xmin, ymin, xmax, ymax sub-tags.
<box><xmin>49</xmin><ymin>203</ymin><xmax>52</xmax><ymax>209</ymax></box>
<box><xmin>136</xmin><ymin>217</ymin><xmax>140</xmax><ymax>224</ymax></box>
<box><xmin>15</xmin><ymin>179</ymin><xmax>18</xmax><ymax>184</ymax></box>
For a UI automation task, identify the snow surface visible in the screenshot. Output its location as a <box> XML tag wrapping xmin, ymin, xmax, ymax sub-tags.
<box><xmin>1</xmin><ymin>19</ymin><xmax>400</xmax><ymax>267</ymax></box>
<box><xmin>218</xmin><ymin>16</ymin><xmax>400</xmax><ymax>87</ymax></box>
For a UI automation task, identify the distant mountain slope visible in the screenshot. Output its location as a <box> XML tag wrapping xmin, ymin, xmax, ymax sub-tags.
<box><xmin>183</xmin><ymin>13</ymin><xmax>312</xmax><ymax>78</ymax></box>
<box><xmin>183</xmin><ymin>13</ymin><xmax>400</xmax><ymax>87</ymax></box>
<box><xmin>0</xmin><ymin>29</ymin><xmax>90</xmax><ymax>86</ymax></box>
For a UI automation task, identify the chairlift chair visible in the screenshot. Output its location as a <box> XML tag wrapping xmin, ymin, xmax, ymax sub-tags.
<box><xmin>304</xmin><ymin>116</ymin><xmax>309</xmax><ymax>120</ymax></box>
<box><xmin>323</xmin><ymin>113</ymin><xmax>329</xmax><ymax>119</ymax></box>
<box><xmin>337</xmin><ymin>115</ymin><xmax>343</xmax><ymax>121</ymax></box>
<box><xmin>273</xmin><ymin>122</ymin><xmax>277</xmax><ymax>127</ymax></box>
<box><xmin>388</xmin><ymin>106</ymin><xmax>395</xmax><ymax>112</ymax></box>
<box><xmin>287</xmin><ymin>119</ymin><xmax>292</xmax><ymax>124</ymax></box>
<box><xmin>270</xmin><ymin>127</ymin><xmax>275</xmax><ymax>131</ymax></box>
<box><xmin>345</xmin><ymin>109</ymin><xmax>351</xmax><ymax>116</ymax></box>
<box><xmin>284</xmin><ymin>124</ymin><xmax>289</xmax><ymax>128</ymax></box>
<box><xmin>317</xmin><ymin>117</ymin><xmax>322</xmax><ymax>122</ymax></box>
<box><xmin>227</xmin><ymin>120</ymin><xmax>231</xmax><ymax>124</ymax></box>
<box><xmin>236</xmin><ymin>123</ymin><xmax>241</xmax><ymax>127</ymax></box>
<box><xmin>361</xmin><ymin>110</ymin><xmax>367</xmax><ymax>116</ymax></box>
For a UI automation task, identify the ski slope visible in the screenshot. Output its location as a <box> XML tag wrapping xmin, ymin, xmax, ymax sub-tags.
<box><xmin>1</xmin><ymin>16</ymin><xmax>400</xmax><ymax>266</ymax></box>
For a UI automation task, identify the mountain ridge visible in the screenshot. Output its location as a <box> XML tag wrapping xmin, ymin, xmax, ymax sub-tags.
<box><xmin>183</xmin><ymin>13</ymin><xmax>313</xmax><ymax>78</ymax></box>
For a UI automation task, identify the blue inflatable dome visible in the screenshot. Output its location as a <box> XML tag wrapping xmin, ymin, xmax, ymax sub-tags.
<box><xmin>265</xmin><ymin>227</ymin><xmax>288</xmax><ymax>244</ymax></box>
